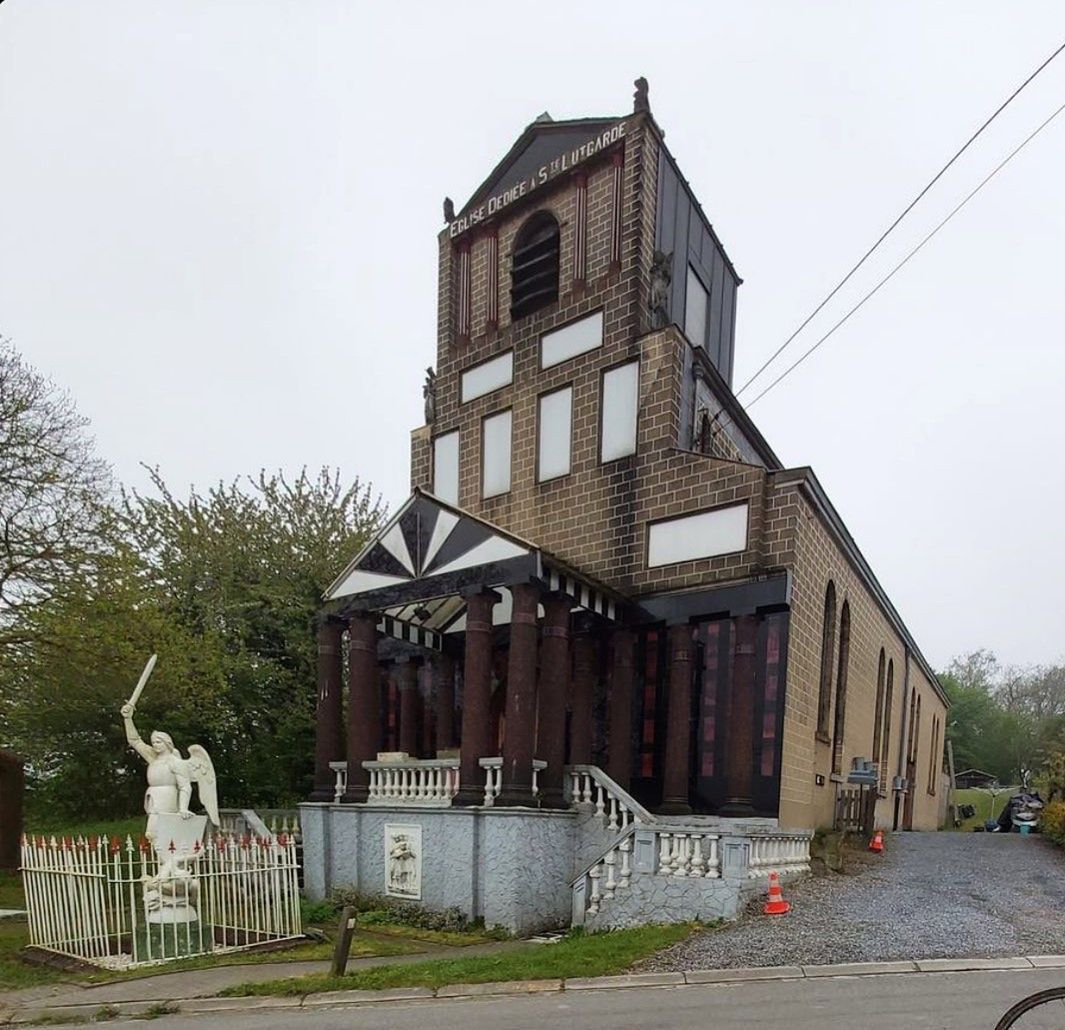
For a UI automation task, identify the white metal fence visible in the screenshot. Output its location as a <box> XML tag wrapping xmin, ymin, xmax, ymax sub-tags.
<box><xmin>21</xmin><ymin>832</ymin><xmax>302</xmax><ymax>969</ymax></box>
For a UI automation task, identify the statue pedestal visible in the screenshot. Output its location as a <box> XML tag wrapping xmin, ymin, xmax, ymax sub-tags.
<box><xmin>145</xmin><ymin>814</ymin><xmax>207</xmax><ymax>926</ymax></box>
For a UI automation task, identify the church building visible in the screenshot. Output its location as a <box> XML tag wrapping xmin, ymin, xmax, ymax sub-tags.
<box><xmin>301</xmin><ymin>80</ymin><xmax>948</xmax><ymax>933</ymax></box>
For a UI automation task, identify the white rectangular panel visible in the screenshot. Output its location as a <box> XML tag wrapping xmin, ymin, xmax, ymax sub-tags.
<box><xmin>685</xmin><ymin>265</ymin><xmax>709</xmax><ymax>347</ymax></box>
<box><xmin>432</xmin><ymin>431</ymin><xmax>459</xmax><ymax>505</ymax></box>
<box><xmin>482</xmin><ymin>409</ymin><xmax>512</xmax><ymax>498</ymax></box>
<box><xmin>541</xmin><ymin>311</ymin><xmax>604</xmax><ymax>369</ymax></box>
<box><xmin>601</xmin><ymin>360</ymin><xmax>639</xmax><ymax>462</ymax></box>
<box><xmin>647</xmin><ymin>503</ymin><xmax>749</xmax><ymax>568</ymax></box>
<box><xmin>461</xmin><ymin>351</ymin><xmax>513</xmax><ymax>403</ymax></box>
<box><xmin>538</xmin><ymin>387</ymin><xmax>572</xmax><ymax>482</ymax></box>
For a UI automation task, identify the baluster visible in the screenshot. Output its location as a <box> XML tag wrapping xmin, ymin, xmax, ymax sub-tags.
<box><xmin>619</xmin><ymin>837</ymin><xmax>632</xmax><ymax>889</ymax></box>
<box><xmin>603</xmin><ymin>848</ymin><xmax>617</xmax><ymax>899</ymax></box>
<box><xmin>595</xmin><ymin>785</ymin><xmax>606</xmax><ymax>820</ymax></box>
<box><xmin>333</xmin><ymin>766</ymin><xmax>343</xmax><ymax>803</ymax></box>
<box><xmin>582</xmin><ymin>773</ymin><xmax>593</xmax><ymax>805</ymax></box>
<box><xmin>657</xmin><ymin>832</ymin><xmax>672</xmax><ymax>875</ymax></box>
<box><xmin>690</xmin><ymin>834</ymin><xmax>705</xmax><ymax>876</ymax></box>
<box><xmin>672</xmin><ymin>833</ymin><xmax>689</xmax><ymax>876</ymax></box>
<box><xmin>705</xmin><ymin>835</ymin><xmax>720</xmax><ymax>878</ymax></box>
<box><xmin>607</xmin><ymin>797</ymin><xmax>619</xmax><ymax>832</ymax></box>
<box><xmin>569</xmin><ymin>771</ymin><xmax>580</xmax><ymax>803</ymax></box>
<box><xmin>587</xmin><ymin>864</ymin><xmax>602</xmax><ymax>915</ymax></box>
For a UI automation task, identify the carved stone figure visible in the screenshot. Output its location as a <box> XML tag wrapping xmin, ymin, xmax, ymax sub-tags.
<box><xmin>120</xmin><ymin>656</ymin><xmax>220</xmax><ymax>842</ymax></box>
<box><xmin>385</xmin><ymin>824</ymin><xmax>422</xmax><ymax>900</ymax></box>
<box><xmin>443</xmin><ymin>197</ymin><xmax>455</xmax><ymax>223</ymax></box>
<box><xmin>423</xmin><ymin>367</ymin><xmax>437</xmax><ymax>425</ymax></box>
<box><xmin>649</xmin><ymin>250</ymin><xmax>673</xmax><ymax>328</ymax></box>
<box><xmin>633</xmin><ymin>76</ymin><xmax>650</xmax><ymax>114</ymax></box>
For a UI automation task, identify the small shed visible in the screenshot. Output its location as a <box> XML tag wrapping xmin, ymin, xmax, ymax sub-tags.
<box><xmin>0</xmin><ymin>749</ymin><xmax>25</xmax><ymax>870</ymax></box>
<box><xmin>955</xmin><ymin>768</ymin><xmax>997</xmax><ymax>789</ymax></box>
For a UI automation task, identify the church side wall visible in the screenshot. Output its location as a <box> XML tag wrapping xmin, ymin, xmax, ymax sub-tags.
<box><xmin>776</xmin><ymin>486</ymin><xmax>947</xmax><ymax>831</ymax></box>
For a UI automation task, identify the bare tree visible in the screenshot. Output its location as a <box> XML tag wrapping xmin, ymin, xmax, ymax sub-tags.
<box><xmin>0</xmin><ymin>338</ymin><xmax>111</xmax><ymax>645</ymax></box>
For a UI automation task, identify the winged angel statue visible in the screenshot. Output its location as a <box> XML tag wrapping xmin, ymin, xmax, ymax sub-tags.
<box><xmin>120</xmin><ymin>655</ymin><xmax>220</xmax><ymax>841</ymax></box>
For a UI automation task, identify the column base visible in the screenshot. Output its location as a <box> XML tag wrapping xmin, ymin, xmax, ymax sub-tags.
<box><xmin>537</xmin><ymin>787</ymin><xmax>568</xmax><ymax>810</ymax></box>
<box><xmin>341</xmin><ymin>787</ymin><xmax>368</xmax><ymax>804</ymax></box>
<box><xmin>718</xmin><ymin>798</ymin><xmax>756</xmax><ymax>817</ymax></box>
<box><xmin>657</xmin><ymin>798</ymin><xmax>693</xmax><ymax>816</ymax></box>
<box><xmin>495</xmin><ymin>786</ymin><xmax>538</xmax><ymax>808</ymax></box>
<box><xmin>308</xmin><ymin>787</ymin><xmax>336</xmax><ymax>803</ymax></box>
<box><xmin>453</xmin><ymin>786</ymin><xmax>485</xmax><ymax>807</ymax></box>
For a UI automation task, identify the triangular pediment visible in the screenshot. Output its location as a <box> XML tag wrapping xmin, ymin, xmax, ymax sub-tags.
<box><xmin>324</xmin><ymin>491</ymin><xmax>536</xmax><ymax>603</ymax></box>
<box><xmin>458</xmin><ymin>115</ymin><xmax>624</xmax><ymax>219</ymax></box>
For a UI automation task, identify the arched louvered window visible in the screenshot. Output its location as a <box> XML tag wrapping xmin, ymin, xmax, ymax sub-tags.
<box><xmin>816</xmin><ymin>582</ymin><xmax>837</xmax><ymax>738</ymax></box>
<box><xmin>831</xmin><ymin>601</ymin><xmax>851</xmax><ymax>774</ymax></box>
<box><xmin>510</xmin><ymin>212</ymin><xmax>559</xmax><ymax>320</ymax></box>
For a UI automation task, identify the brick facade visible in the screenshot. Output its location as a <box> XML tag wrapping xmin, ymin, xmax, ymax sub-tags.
<box><xmin>401</xmin><ymin>95</ymin><xmax>946</xmax><ymax>831</ymax></box>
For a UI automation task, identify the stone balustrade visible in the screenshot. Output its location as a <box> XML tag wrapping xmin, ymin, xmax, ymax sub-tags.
<box><xmin>566</xmin><ymin>765</ymin><xmax>653</xmax><ymax>832</ymax></box>
<box><xmin>585</xmin><ymin>832</ymin><xmax>634</xmax><ymax>916</ymax></box>
<box><xmin>479</xmin><ymin>757</ymin><xmax>547</xmax><ymax>805</ymax></box>
<box><xmin>328</xmin><ymin>758</ymin><xmax>549</xmax><ymax>807</ymax></box>
<box><xmin>746</xmin><ymin>831</ymin><xmax>813</xmax><ymax>878</ymax></box>
<box><xmin>655</xmin><ymin>829</ymin><xmax>722</xmax><ymax>878</ymax></box>
<box><xmin>364</xmin><ymin>759</ymin><xmax>460</xmax><ymax>806</ymax></box>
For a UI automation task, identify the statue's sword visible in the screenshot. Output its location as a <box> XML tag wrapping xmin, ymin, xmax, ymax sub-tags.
<box><xmin>126</xmin><ymin>654</ymin><xmax>158</xmax><ymax>710</ymax></box>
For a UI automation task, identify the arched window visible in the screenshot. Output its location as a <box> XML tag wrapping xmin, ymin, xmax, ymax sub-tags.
<box><xmin>816</xmin><ymin>582</ymin><xmax>837</xmax><ymax>738</ymax></box>
<box><xmin>872</xmin><ymin>648</ymin><xmax>886</xmax><ymax>769</ymax></box>
<box><xmin>510</xmin><ymin>211</ymin><xmax>560</xmax><ymax>320</ymax></box>
<box><xmin>831</xmin><ymin>601</ymin><xmax>851</xmax><ymax>774</ymax></box>
<box><xmin>880</xmin><ymin>659</ymin><xmax>894</xmax><ymax>793</ymax></box>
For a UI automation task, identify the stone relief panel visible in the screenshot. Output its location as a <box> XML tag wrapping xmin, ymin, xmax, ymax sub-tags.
<box><xmin>385</xmin><ymin>824</ymin><xmax>422</xmax><ymax>900</ymax></box>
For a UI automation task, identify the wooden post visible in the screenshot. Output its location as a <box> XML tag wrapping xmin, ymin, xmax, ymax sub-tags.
<box><xmin>331</xmin><ymin>906</ymin><xmax>357</xmax><ymax>977</ymax></box>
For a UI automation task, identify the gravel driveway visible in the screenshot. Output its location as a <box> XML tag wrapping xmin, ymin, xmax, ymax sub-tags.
<box><xmin>643</xmin><ymin>832</ymin><xmax>1065</xmax><ymax>970</ymax></box>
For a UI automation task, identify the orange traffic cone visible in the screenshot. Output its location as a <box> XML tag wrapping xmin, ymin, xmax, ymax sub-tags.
<box><xmin>869</xmin><ymin>830</ymin><xmax>884</xmax><ymax>853</ymax></box>
<box><xmin>763</xmin><ymin>871</ymin><xmax>790</xmax><ymax>915</ymax></box>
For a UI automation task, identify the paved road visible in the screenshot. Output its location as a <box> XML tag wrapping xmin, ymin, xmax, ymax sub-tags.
<box><xmin>646</xmin><ymin>831</ymin><xmax>1065</xmax><ymax>970</ymax></box>
<box><xmin>105</xmin><ymin>968</ymin><xmax>1065</xmax><ymax>1030</ymax></box>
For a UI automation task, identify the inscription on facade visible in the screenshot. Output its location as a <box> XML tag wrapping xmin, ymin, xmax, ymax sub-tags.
<box><xmin>384</xmin><ymin>824</ymin><xmax>422</xmax><ymax>900</ymax></box>
<box><xmin>448</xmin><ymin>121</ymin><xmax>629</xmax><ymax>238</ymax></box>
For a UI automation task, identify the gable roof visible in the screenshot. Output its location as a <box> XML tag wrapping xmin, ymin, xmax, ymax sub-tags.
<box><xmin>457</xmin><ymin>114</ymin><xmax>624</xmax><ymax>219</ymax></box>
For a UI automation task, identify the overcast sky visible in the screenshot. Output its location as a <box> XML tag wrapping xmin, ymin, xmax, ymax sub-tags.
<box><xmin>1</xmin><ymin>1</ymin><xmax>1063</xmax><ymax>670</ymax></box>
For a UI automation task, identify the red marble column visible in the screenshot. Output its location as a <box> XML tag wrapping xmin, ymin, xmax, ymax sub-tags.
<box><xmin>659</xmin><ymin>624</ymin><xmax>694</xmax><ymax>815</ymax></box>
<box><xmin>569</xmin><ymin>625</ymin><xmax>598</xmax><ymax>766</ymax></box>
<box><xmin>497</xmin><ymin>583</ymin><xmax>540</xmax><ymax>807</ymax></box>
<box><xmin>311</xmin><ymin>619</ymin><xmax>344</xmax><ymax>801</ymax></box>
<box><xmin>343</xmin><ymin>611</ymin><xmax>380</xmax><ymax>803</ymax></box>
<box><xmin>398</xmin><ymin>659</ymin><xmax>419</xmax><ymax>757</ymax></box>
<box><xmin>455</xmin><ymin>589</ymin><xmax>499</xmax><ymax>805</ymax></box>
<box><xmin>433</xmin><ymin>652</ymin><xmax>456</xmax><ymax>751</ymax></box>
<box><xmin>536</xmin><ymin>595</ymin><xmax>571</xmax><ymax>808</ymax></box>
<box><xmin>721</xmin><ymin>614</ymin><xmax>758</xmax><ymax>816</ymax></box>
<box><xmin>607</xmin><ymin>628</ymin><xmax>636</xmax><ymax>790</ymax></box>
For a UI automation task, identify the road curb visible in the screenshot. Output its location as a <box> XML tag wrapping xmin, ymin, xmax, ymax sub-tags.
<box><xmin>6</xmin><ymin>955</ymin><xmax>1064</xmax><ymax>1022</ymax></box>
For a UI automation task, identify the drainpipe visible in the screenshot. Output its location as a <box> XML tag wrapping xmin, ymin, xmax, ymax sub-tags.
<box><xmin>893</xmin><ymin>646</ymin><xmax>911</xmax><ymax>831</ymax></box>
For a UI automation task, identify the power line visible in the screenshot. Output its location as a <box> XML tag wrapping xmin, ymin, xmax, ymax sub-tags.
<box><xmin>739</xmin><ymin>98</ymin><xmax>1065</xmax><ymax>412</ymax></box>
<box><xmin>734</xmin><ymin>37</ymin><xmax>1065</xmax><ymax>400</ymax></box>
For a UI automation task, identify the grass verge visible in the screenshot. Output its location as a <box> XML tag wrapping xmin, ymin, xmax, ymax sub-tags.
<box><xmin>220</xmin><ymin>923</ymin><xmax>699</xmax><ymax>997</ymax></box>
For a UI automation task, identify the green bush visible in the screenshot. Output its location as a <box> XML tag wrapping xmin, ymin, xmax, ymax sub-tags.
<box><xmin>328</xmin><ymin>886</ymin><xmax>498</xmax><ymax>935</ymax></box>
<box><xmin>1041</xmin><ymin>800</ymin><xmax>1065</xmax><ymax>845</ymax></box>
<box><xmin>300</xmin><ymin>897</ymin><xmax>339</xmax><ymax>925</ymax></box>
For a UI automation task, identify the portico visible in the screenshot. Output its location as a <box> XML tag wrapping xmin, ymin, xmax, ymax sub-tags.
<box><xmin>310</xmin><ymin>490</ymin><xmax>634</xmax><ymax>812</ymax></box>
